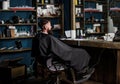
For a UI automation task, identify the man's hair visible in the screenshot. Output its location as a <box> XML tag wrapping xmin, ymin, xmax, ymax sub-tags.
<box><xmin>38</xmin><ymin>19</ymin><xmax>50</xmax><ymax>30</ymax></box>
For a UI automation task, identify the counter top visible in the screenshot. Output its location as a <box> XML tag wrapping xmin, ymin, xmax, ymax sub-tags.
<box><xmin>61</xmin><ymin>39</ymin><xmax>120</xmax><ymax>49</ymax></box>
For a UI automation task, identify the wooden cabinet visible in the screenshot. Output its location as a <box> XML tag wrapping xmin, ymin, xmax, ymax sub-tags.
<box><xmin>71</xmin><ymin>0</ymin><xmax>108</xmax><ymax>38</ymax></box>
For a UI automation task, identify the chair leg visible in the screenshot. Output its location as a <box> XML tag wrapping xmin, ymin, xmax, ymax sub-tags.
<box><xmin>70</xmin><ymin>68</ymin><xmax>86</xmax><ymax>84</ymax></box>
<box><xmin>70</xmin><ymin>68</ymin><xmax>76</xmax><ymax>84</ymax></box>
<box><xmin>56</xmin><ymin>75</ymin><xmax>60</xmax><ymax>84</ymax></box>
<box><xmin>59</xmin><ymin>71</ymin><xmax>74</xmax><ymax>84</ymax></box>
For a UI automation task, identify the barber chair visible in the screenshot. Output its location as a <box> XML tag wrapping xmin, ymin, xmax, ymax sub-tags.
<box><xmin>34</xmin><ymin>56</ymin><xmax>90</xmax><ymax>84</ymax></box>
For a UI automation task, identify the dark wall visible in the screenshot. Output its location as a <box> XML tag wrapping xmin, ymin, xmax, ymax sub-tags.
<box><xmin>62</xmin><ymin>0</ymin><xmax>71</xmax><ymax>30</ymax></box>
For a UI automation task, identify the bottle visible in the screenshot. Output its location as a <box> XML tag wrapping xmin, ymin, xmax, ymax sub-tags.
<box><xmin>44</xmin><ymin>0</ymin><xmax>49</xmax><ymax>4</ymax></box>
<box><xmin>50</xmin><ymin>0</ymin><xmax>54</xmax><ymax>4</ymax></box>
<box><xmin>2</xmin><ymin>1</ymin><xmax>8</xmax><ymax>10</ymax></box>
<box><xmin>41</xmin><ymin>0</ymin><xmax>44</xmax><ymax>4</ymax></box>
<box><xmin>78</xmin><ymin>0</ymin><xmax>81</xmax><ymax>5</ymax></box>
<box><xmin>0</xmin><ymin>30</ymin><xmax>2</xmax><ymax>38</ymax></box>
<box><xmin>75</xmin><ymin>0</ymin><xmax>78</xmax><ymax>5</ymax></box>
<box><xmin>7</xmin><ymin>0</ymin><xmax>10</xmax><ymax>8</ymax></box>
<box><xmin>77</xmin><ymin>10</ymin><xmax>80</xmax><ymax>17</ymax></box>
<box><xmin>15</xmin><ymin>40</ymin><xmax>22</xmax><ymax>49</ymax></box>
<box><xmin>37</xmin><ymin>0</ymin><xmax>39</xmax><ymax>2</ymax></box>
<box><xmin>30</xmin><ymin>26</ymin><xmax>34</xmax><ymax>36</ymax></box>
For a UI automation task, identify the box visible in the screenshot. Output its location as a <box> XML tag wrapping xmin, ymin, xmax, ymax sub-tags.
<box><xmin>0</xmin><ymin>64</ymin><xmax>26</xmax><ymax>80</ymax></box>
<box><xmin>10</xmin><ymin>29</ymin><xmax>15</xmax><ymax>37</ymax></box>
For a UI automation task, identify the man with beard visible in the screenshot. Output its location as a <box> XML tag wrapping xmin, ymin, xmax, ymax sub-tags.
<box><xmin>32</xmin><ymin>19</ymin><xmax>95</xmax><ymax>83</ymax></box>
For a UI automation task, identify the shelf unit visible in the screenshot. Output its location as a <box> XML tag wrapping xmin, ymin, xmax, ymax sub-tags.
<box><xmin>0</xmin><ymin>36</ymin><xmax>34</xmax><ymax>40</ymax></box>
<box><xmin>71</xmin><ymin>0</ymin><xmax>108</xmax><ymax>38</ymax></box>
<box><xmin>0</xmin><ymin>0</ymin><xmax>36</xmax><ymax>67</ymax></box>
<box><xmin>0</xmin><ymin>11</ymin><xmax>37</xmax><ymax>39</ymax></box>
<box><xmin>0</xmin><ymin>10</ymin><xmax>36</xmax><ymax>12</ymax></box>
<box><xmin>71</xmin><ymin>0</ymin><xmax>83</xmax><ymax>38</ymax></box>
<box><xmin>35</xmin><ymin>0</ymin><xmax>64</xmax><ymax>37</ymax></box>
<box><xmin>0</xmin><ymin>23</ymin><xmax>37</xmax><ymax>26</ymax></box>
<box><xmin>0</xmin><ymin>48</ymin><xmax>31</xmax><ymax>54</ymax></box>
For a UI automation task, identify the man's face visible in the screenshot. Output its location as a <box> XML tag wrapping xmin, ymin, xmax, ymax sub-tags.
<box><xmin>44</xmin><ymin>22</ymin><xmax>52</xmax><ymax>31</ymax></box>
<box><xmin>44</xmin><ymin>21</ymin><xmax>53</xmax><ymax>34</ymax></box>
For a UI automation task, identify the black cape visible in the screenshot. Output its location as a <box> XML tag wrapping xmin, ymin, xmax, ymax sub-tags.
<box><xmin>32</xmin><ymin>32</ymin><xmax>90</xmax><ymax>71</ymax></box>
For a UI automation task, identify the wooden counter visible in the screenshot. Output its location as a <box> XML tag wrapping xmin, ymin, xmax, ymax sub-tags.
<box><xmin>62</xmin><ymin>39</ymin><xmax>120</xmax><ymax>49</ymax></box>
<box><xmin>62</xmin><ymin>39</ymin><xmax>120</xmax><ymax>84</ymax></box>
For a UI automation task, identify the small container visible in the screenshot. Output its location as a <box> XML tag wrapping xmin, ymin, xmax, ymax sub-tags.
<box><xmin>78</xmin><ymin>0</ymin><xmax>81</xmax><ymax>5</ymax></box>
<box><xmin>50</xmin><ymin>0</ymin><xmax>54</xmax><ymax>4</ymax></box>
<box><xmin>2</xmin><ymin>0</ymin><xmax>10</xmax><ymax>10</ymax></box>
<box><xmin>15</xmin><ymin>40</ymin><xmax>22</xmax><ymax>49</ymax></box>
<box><xmin>44</xmin><ymin>0</ymin><xmax>49</xmax><ymax>4</ymax></box>
<box><xmin>37</xmin><ymin>0</ymin><xmax>39</xmax><ymax>2</ymax></box>
<box><xmin>96</xmin><ymin>26</ymin><xmax>101</xmax><ymax>33</ymax></box>
<box><xmin>90</xmin><ymin>16</ymin><xmax>94</xmax><ymax>22</ymax></box>
<box><xmin>0</xmin><ymin>31</ymin><xmax>2</xmax><ymax>38</ymax></box>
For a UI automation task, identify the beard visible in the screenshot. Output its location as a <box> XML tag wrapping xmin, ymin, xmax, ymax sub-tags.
<box><xmin>48</xmin><ymin>30</ymin><xmax>53</xmax><ymax>35</ymax></box>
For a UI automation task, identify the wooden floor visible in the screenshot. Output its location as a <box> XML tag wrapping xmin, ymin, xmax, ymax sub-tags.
<box><xmin>0</xmin><ymin>76</ymin><xmax>103</xmax><ymax>84</ymax></box>
<box><xmin>82</xmin><ymin>80</ymin><xmax>103</xmax><ymax>84</ymax></box>
<box><xmin>21</xmin><ymin>79</ymin><xmax>103</xmax><ymax>84</ymax></box>
<box><xmin>0</xmin><ymin>79</ymin><xmax>103</xmax><ymax>84</ymax></box>
<box><xmin>23</xmin><ymin>80</ymin><xmax>103</xmax><ymax>84</ymax></box>
<box><xmin>21</xmin><ymin>80</ymin><xmax>103</xmax><ymax>84</ymax></box>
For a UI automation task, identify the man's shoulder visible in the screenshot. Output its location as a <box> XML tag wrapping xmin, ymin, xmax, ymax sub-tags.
<box><xmin>35</xmin><ymin>32</ymin><xmax>52</xmax><ymax>39</ymax></box>
<box><xmin>34</xmin><ymin>32</ymin><xmax>41</xmax><ymax>39</ymax></box>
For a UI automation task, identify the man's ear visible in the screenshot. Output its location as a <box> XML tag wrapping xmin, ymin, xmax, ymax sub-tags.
<box><xmin>42</xmin><ymin>25</ymin><xmax>45</xmax><ymax>29</ymax></box>
<box><xmin>44</xmin><ymin>24</ymin><xmax>49</xmax><ymax>29</ymax></box>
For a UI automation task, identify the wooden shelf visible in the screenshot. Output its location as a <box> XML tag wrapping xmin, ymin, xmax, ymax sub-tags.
<box><xmin>37</xmin><ymin>3</ymin><xmax>60</xmax><ymax>6</ymax></box>
<box><xmin>85</xmin><ymin>0</ymin><xmax>107</xmax><ymax>4</ymax></box>
<box><xmin>76</xmin><ymin>16</ymin><xmax>84</xmax><ymax>18</ymax></box>
<box><xmin>0</xmin><ymin>23</ymin><xmax>37</xmax><ymax>26</ymax></box>
<box><xmin>75</xmin><ymin>5</ymin><xmax>83</xmax><ymax>7</ymax></box>
<box><xmin>38</xmin><ymin>15</ymin><xmax>61</xmax><ymax>18</ymax></box>
<box><xmin>0</xmin><ymin>48</ymin><xmax>31</xmax><ymax>53</ymax></box>
<box><xmin>111</xmin><ymin>16</ymin><xmax>120</xmax><ymax>18</ymax></box>
<box><xmin>85</xmin><ymin>0</ymin><xmax>97</xmax><ymax>2</ymax></box>
<box><xmin>0</xmin><ymin>10</ymin><xmax>36</xmax><ymax>12</ymax></box>
<box><xmin>84</xmin><ymin>9</ymin><xmax>103</xmax><ymax>13</ymax></box>
<box><xmin>85</xmin><ymin>21</ymin><xmax>107</xmax><ymax>24</ymax></box>
<box><xmin>52</xmin><ymin>28</ymin><xmax>61</xmax><ymax>31</ymax></box>
<box><xmin>110</xmin><ymin>10</ymin><xmax>120</xmax><ymax>12</ymax></box>
<box><xmin>0</xmin><ymin>36</ymin><xmax>34</xmax><ymax>40</ymax></box>
<box><xmin>86</xmin><ymin>32</ymin><xmax>105</xmax><ymax>36</ymax></box>
<box><xmin>110</xmin><ymin>7</ymin><xmax>120</xmax><ymax>12</ymax></box>
<box><xmin>84</xmin><ymin>10</ymin><xmax>103</xmax><ymax>13</ymax></box>
<box><xmin>116</xmin><ymin>0</ymin><xmax>120</xmax><ymax>2</ymax></box>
